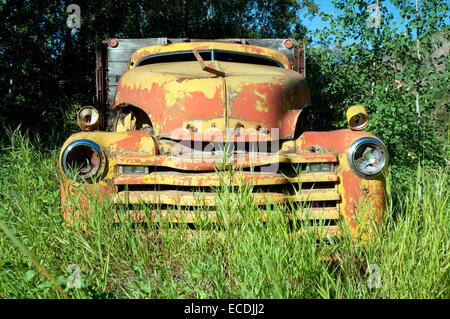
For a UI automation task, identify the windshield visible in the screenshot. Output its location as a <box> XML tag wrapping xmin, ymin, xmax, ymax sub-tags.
<box><xmin>137</xmin><ymin>50</ymin><xmax>283</xmax><ymax>68</ymax></box>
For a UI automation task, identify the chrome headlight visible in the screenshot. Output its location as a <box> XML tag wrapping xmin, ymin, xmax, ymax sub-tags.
<box><xmin>347</xmin><ymin>137</ymin><xmax>388</xmax><ymax>178</ymax></box>
<box><xmin>61</xmin><ymin>139</ymin><xmax>105</xmax><ymax>181</ymax></box>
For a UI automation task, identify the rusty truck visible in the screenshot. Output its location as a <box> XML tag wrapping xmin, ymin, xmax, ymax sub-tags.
<box><xmin>59</xmin><ymin>38</ymin><xmax>388</xmax><ymax>240</ymax></box>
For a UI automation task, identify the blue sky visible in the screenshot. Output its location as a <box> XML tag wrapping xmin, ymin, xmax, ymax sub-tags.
<box><xmin>304</xmin><ymin>0</ymin><xmax>449</xmax><ymax>45</ymax></box>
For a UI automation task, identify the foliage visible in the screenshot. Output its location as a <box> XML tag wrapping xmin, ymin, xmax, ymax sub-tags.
<box><xmin>0</xmin><ymin>0</ymin><xmax>316</xmax><ymax>145</ymax></box>
<box><xmin>0</xmin><ymin>0</ymin><xmax>447</xmax><ymax>173</ymax></box>
<box><xmin>0</xmin><ymin>0</ymin><xmax>448</xmax><ymax>299</ymax></box>
<box><xmin>308</xmin><ymin>0</ymin><xmax>449</xmax><ymax>173</ymax></box>
<box><xmin>0</xmin><ymin>131</ymin><xmax>448</xmax><ymax>298</ymax></box>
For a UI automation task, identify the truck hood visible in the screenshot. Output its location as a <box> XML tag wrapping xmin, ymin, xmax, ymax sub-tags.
<box><xmin>114</xmin><ymin>61</ymin><xmax>311</xmax><ymax>141</ymax></box>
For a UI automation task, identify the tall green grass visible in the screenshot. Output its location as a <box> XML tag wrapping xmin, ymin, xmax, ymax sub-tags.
<box><xmin>0</xmin><ymin>129</ymin><xmax>448</xmax><ymax>298</ymax></box>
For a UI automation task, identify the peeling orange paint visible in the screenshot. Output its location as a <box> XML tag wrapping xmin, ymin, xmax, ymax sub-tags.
<box><xmin>60</xmin><ymin>40</ymin><xmax>386</xmax><ymax>242</ymax></box>
<box><xmin>114</xmin><ymin>52</ymin><xmax>310</xmax><ymax>141</ymax></box>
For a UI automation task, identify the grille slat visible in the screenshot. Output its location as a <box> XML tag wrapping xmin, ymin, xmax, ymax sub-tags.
<box><xmin>112</xmin><ymin>152</ymin><xmax>341</xmax><ymax>228</ymax></box>
<box><xmin>115</xmin><ymin>207</ymin><xmax>340</xmax><ymax>223</ymax></box>
<box><xmin>114</xmin><ymin>171</ymin><xmax>339</xmax><ymax>187</ymax></box>
<box><xmin>115</xmin><ymin>152</ymin><xmax>338</xmax><ymax>171</ymax></box>
<box><xmin>113</xmin><ymin>189</ymin><xmax>340</xmax><ymax>206</ymax></box>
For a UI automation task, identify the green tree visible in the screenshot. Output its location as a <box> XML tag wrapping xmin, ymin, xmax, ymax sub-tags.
<box><xmin>309</xmin><ymin>0</ymin><xmax>448</xmax><ymax>170</ymax></box>
<box><xmin>0</xmin><ymin>0</ymin><xmax>317</xmax><ymax>144</ymax></box>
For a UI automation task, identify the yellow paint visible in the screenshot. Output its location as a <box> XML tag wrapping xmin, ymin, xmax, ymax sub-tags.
<box><xmin>115</xmin><ymin>113</ymin><xmax>135</xmax><ymax>132</ymax></box>
<box><xmin>254</xmin><ymin>99</ymin><xmax>269</xmax><ymax>113</ymax></box>
<box><xmin>120</xmin><ymin>62</ymin><xmax>223</xmax><ymax>107</ymax></box>
<box><xmin>117</xmin><ymin>207</ymin><xmax>340</xmax><ymax>224</ymax></box>
<box><xmin>114</xmin><ymin>171</ymin><xmax>339</xmax><ymax>187</ymax></box>
<box><xmin>181</xmin><ymin>117</ymin><xmax>276</xmax><ymax>135</ymax></box>
<box><xmin>119</xmin><ymin>61</ymin><xmax>297</xmax><ymax>110</ymax></box>
<box><xmin>346</xmin><ymin>105</ymin><xmax>369</xmax><ymax>130</ymax></box>
<box><xmin>114</xmin><ymin>189</ymin><xmax>340</xmax><ymax>206</ymax></box>
<box><xmin>337</xmin><ymin>151</ymin><xmax>385</xmax><ymax>242</ymax></box>
<box><xmin>280</xmin><ymin>140</ymin><xmax>296</xmax><ymax>154</ymax></box>
<box><xmin>116</xmin><ymin>153</ymin><xmax>338</xmax><ymax>167</ymax></box>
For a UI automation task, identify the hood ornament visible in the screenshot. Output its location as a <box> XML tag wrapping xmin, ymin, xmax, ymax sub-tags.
<box><xmin>192</xmin><ymin>49</ymin><xmax>226</xmax><ymax>77</ymax></box>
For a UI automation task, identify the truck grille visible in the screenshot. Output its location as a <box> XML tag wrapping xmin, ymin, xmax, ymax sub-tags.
<box><xmin>112</xmin><ymin>152</ymin><xmax>341</xmax><ymax>237</ymax></box>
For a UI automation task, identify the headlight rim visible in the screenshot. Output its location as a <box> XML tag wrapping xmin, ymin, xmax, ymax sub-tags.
<box><xmin>347</xmin><ymin>137</ymin><xmax>388</xmax><ymax>179</ymax></box>
<box><xmin>61</xmin><ymin>139</ymin><xmax>105</xmax><ymax>182</ymax></box>
<box><xmin>77</xmin><ymin>106</ymin><xmax>100</xmax><ymax>131</ymax></box>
